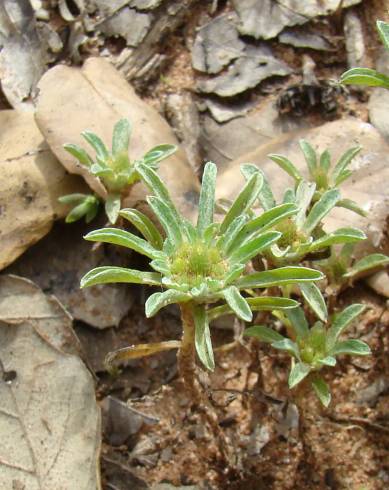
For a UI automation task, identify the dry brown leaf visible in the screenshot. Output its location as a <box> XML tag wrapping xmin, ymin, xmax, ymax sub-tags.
<box><xmin>0</xmin><ymin>110</ymin><xmax>87</xmax><ymax>271</ymax></box>
<box><xmin>216</xmin><ymin>119</ymin><xmax>389</xmax><ymax>258</ymax></box>
<box><xmin>0</xmin><ymin>275</ymin><xmax>101</xmax><ymax>490</ymax></box>
<box><xmin>35</xmin><ymin>57</ymin><xmax>200</xmax><ymax>220</ymax></box>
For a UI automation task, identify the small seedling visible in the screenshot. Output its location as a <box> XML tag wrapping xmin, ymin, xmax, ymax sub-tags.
<box><xmin>244</xmin><ymin>304</ymin><xmax>371</xmax><ymax>406</ymax></box>
<box><xmin>80</xmin><ymin>162</ymin><xmax>323</xmax><ymax>400</ymax></box>
<box><xmin>340</xmin><ymin>20</ymin><xmax>389</xmax><ymax>89</ymax></box>
<box><xmin>58</xmin><ymin>193</ymin><xmax>100</xmax><ymax>224</ymax></box>
<box><xmin>61</xmin><ymin>118</ymin><xmax>177</xmax><ymax>224</ymax></box>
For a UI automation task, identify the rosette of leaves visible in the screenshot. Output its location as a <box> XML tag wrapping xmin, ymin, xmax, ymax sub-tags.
<box><xmin>58</xmin><ymin>193</ymin><xmax>100</xmax><ymax>224</ymax></box>
<box><xmin>317</xmin><ymin>243</ymin><xmax>389</xmax><ymax>295</ymax></box>
<box><xmin>62</xmin><ymin>118</ymin><xmax>177</xmax><ymax>224</ymax></box>
<box><xmin>340</xmin><ymin>20</ymin><xmax>389</xmax><ymax>89</ymax></box>
<box><xmin>80</xmin><ymin>161</ymin><xmax>323</xmax><ymax>397</ymax></box>
<box><xmin>268</xmin><ymin>139</ymin><xmax>366</xmax><ymax>216</ymax></box>
<box><xmin>244</xmin><ymin>304</ymin><xmax>371</xmax><ymax>406</ymax></box>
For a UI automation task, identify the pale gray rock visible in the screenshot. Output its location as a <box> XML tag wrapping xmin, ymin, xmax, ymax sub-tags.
<box><xmin>99</xmin><ymin>7</ymin><xmax>151</xmax><ymax>47</ymax></box>
<box><xmin>279</xmin><ymin>30</ymin><xmax>332</xmax><ymax>51</ymax></box>
<box><xmin>231</xmin><ymin>0</ymin><xmax>362</xmax><ymax>40</ymax></box>
<box><xmin>197</xmin><ymin>44</ymin><xmax>292</xmax><ymax>97</ymax></box>
<box><xmin>203</xmin><ymin>97</ymin><xmax>254</xmax><ymax>123</ymax></box>
<box><xmin>191</xmin><ymin>13</ymin><xmax>244</xmax><ymax>74</ymax></box>
<box><xmin>344</xmin><ymin>10</ymin><xmax>366</xmax><ymax>68</ymax></box>
<box><xmin>130</xmin><ymin>0</ymin><xmax>163</xmax><ymax>10</ymax></box>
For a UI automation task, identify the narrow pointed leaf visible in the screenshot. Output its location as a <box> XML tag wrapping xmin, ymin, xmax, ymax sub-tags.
<box><xmin>283</xmin><ymin>187</ymin><xmax>295</xmax><ymax>204</ymax></box>
<box><xmin>337</xmin><ymin>198</ymin><xmax>367</xmax><ymax>217</ymax></box>
<box><xmin>288</xmin><ymin>362</ymin><xmax>310</xmax><ymax>388</ymax></box>
<box><xmin>142</xmin><ymin>144</ymin><xmax>177</xmax><ymax>166</ymax></box>
<box><xmin>286</xmin><ymin>306</ymin><xmax>309</xmax><ymax>338</ymax></box>
<box><xmin>80</xmin><ymin>266</ymin><xmax>162</xmax><ymax>288</ymax></box>
<box><xmin>240</xmin><ymin>164</ymin><xmax>276</xmax><ymax>210</ymax></box>
<box><xmin>197</xmin><ymin>161</ymin><xmax>217</xmax><ymax>235</ymax></box>
<box><xmin>222</xmin><ymin>286</ymin><xmax>252</xmax><ymax>322</ymax></box>
<box><xmin>299</xmin><ymin>282</ymin><xmax>328</xmax><ymax>322</ymax></box>
<box><xmin>147</xmin><ymin>196</ymin><xmax>182</xmax><ymax>246</ymax></box>
<box><xmin>377</xmin><ymin>20</ymin><xmax>389</xmax><ymax>50</ymax></box>
<box><xmin>112</xmin><ymin>119</ymin><xmax>131</xmax><ymax>157</ymax></box>
<box><xmin>82</xmin><ymin>130</ymin><xmax>109</xmax><ymax>160</ymax></box>
<box><xmin>120</xmin><ymin>208</ymin><xmax>163</xmax><ymax>249</ymax></box>
<box><xmin>330</xmin><ymin>339</ymin><xmax>371</xmax><ymax>356</ymax></box>
<box><xmin>309</xmin><ymin>227</ymin><xmax>366</xmax><ymax>252</ymax></box>
<box><xmin>268</xmin><ymin>154</ymin><xmax>302</xmax><ymax>182</ymax></box>
<box><xmin>194</xmin><ymin>305</ymin><xmax>215</xmax><ymax>371</ymax></box>
<box><xmin>229</xmin><ymin>231</ymin><xmax>281</xmax><ymax>264</ymax></box>
<box><xmin>320</xmin><ymin>150</ymin><xmax>331</xmax><ymax>172</ymax></box>
<box><xmin>63</xmin><ymin>143</ymin><xmax>93</xmax><ymax>167</ymax></box>
<box><xmin>295</xmin><ymin>181</ymin><xmax>316</xmax><ymax>228</ymax></box>
<box><xmin>273</xmin><ymin>339</ymin><xmax>300</xmax><ymax>359</ymax></box>
<box><xmin>220</xmin><ymin>173</ymin><xmax>263</xmax><ymax>233</ymax></box>
<box><xmin>344</xmin><ymin>254</ymin><xmax>389</xmax><ymax>278</ymax></box>
<box><xmin>145</xmin><ymin>289</ymin><xmax>191</xmax><ymax>317</ymax></box>
<box><xmin>65</xmin><ymin>201</ymin><xmax>90</xmax><ymax>223</ymax></box>
<box><xmin>334</xmin><ymin>169</ymin><xmax>352</xmax><ymax>186</ymax></box>
<box><xmin>327</xmin><ymin>303</ymin><xmax>365</xmax><ymax>349</ymax></box>
<box><xmin>217</xmin><ymin>216</ymin><xmax>247</xmax><ymax>254</ymax></box>
<box><xmin>318</xmin><ymin>356</ymin><xmax>336</xmax><ymax>367</ymax></box>
<box><xmin>208</xmin><ymin>296</ymin><xmax>299</xmax><ymax>321</ymax></box>
<box><xmin>312</xmin><ymin>377</ymin><xmax>331</xmax><ymax>407</ymax></box>
<box><xmin>303</xmin><ymin>188</ymin><xmax>340</xmax><ymax>234</ymax></box>
<box><xmin>299</xmin><ymin>139</ymin><xmax>317</xmax><ymax>175</ymax></box>
<box><xmin>245</xmin><ymin>203</ymin><xmax>298</xmax><ymax>234</ymax></box>
<box><xmin>236</xmin><ymin>267</ymin><xmax>324</xmax><ymax>289</ymax></box>
<box><xmin>244</xmin><ymin>325</ymin><xmax>285</xmax><ymax>343</ymax></box>
<box><xmin>84</xmin><ymin>228</ymin><xmax>161</xmax><ymax>259</ymax></box>
<box><xmin>340</xmin><ymin>67</ymin><xmax>389</xmax><ymax>89</ymax></box>
<box><xmin>105</xmin><ymin>193</ymin><xmax>121</xmax><ymax>224</ymax></box>
<box><xmin>58</xmin><ymin>193</ymin><xmax>89</xmax><ymax>205</ymax></box>
<box><xmin>332</xmin><ymin>146</ymin><xmax>361</xmax><ymax>184</ymax></box>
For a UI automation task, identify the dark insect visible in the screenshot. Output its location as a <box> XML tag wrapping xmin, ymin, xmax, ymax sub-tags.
<box><xmin>277</xmin><ymin>82</ymin><xmax>345</xmax><ymax>119</ymax></box>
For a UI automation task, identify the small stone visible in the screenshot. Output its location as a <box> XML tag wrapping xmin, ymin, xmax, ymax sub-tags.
<box><xmin>101</xmin><ymin>396</ymin><xmax>145</xmax><ymax>446</ymax></box>
<box><xmin>279</xmin><ymin>29</ymin><xmax>332</xmax><ymax>51</ymax></box>
<box><xmin>344</xmin><ymin>10</ymin><xmax>366</xmax><ymax>68</ymax></box>
<box><xmin>203</xmin><ymin>97</ymin><xmax>254</xmax><ymax>123</ymax></box>
<box><xmin>366</xmin><ymin>271</ymin><xmax>389</xmax><ymax>299</ymax></box>
<box><xmin>99</xmin><ymin>7</ymin><xmax>151</xmax><ymax>47</ymax></box>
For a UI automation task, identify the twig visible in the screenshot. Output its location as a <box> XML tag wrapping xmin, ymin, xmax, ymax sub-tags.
<box><xmin>327</xmin><ymin>413</ymin><xmax>389</xmax><ymax>434</ymax></box>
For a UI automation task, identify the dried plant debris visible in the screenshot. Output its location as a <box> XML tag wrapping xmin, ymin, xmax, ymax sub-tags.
<box><xmin>0</xmin><ymin>0</ymin><xmax>46</xmax><ymax>108</ymax></box>
<box><xmin>0</xmin><ymin>110</ymin><xmax>86</xmax><ymax>271</ymax></box>
<box><xmin>0</xmin><ymin>275</ymin><xmax>101</xmax><ymax>490</ymax></box>
<box><xmin>279</xmin><ymin>29</ymin><xmax>333</xmax><ymax>51</ymax></box>
<box><xmin>191</xmin><ymin>13</ymin><xmax>245</xmax><ymax>74</ymax></box>
<box><xmin>6</xmin><ymin>220</ymin><xmax>134</xmax><ymax>329</ymax></box>
<box><xmin>231</xmin><ymin>0</ymin><xmax>362</xmax><ymax>40</ymax></box>
<box><xmin>197</xmin><ymin>44</ymin><xmax>292</xmax><ymax>97</ymax></box>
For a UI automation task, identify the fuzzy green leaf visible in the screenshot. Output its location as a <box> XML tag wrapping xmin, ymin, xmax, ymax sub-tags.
<box><xmin>299</xmin><ymin>282</ymin><xmax>328</xmax><ymax>322</ymax></box>
<box><xmin>344</xmin><ymin>254</ymin><xmax>389</xmax><ymax>278</ymax></box>
<box><xmin>268</xmin><ymin>154</ymin><xmax>303</xmax><ymax>182</ymax></box>
<box><xmin>288</xmin><ymin>362</ymin><xmax>310</xmax><ymax>388</ymax></box>
<box><xmin>312</xmin><ymin>376</ymin><xmax>331</xmax><ymax>407</ymax></box>
<box><xmin>303</xmin><ymin>188</ymin><xmax>340</xmax><ymax>234</ymax></box>
<box><xmin>145</xmin><ymin>289</ymin><xmax>191</xmax><ymax>317</ymax></box>
<box><xmin>240</xmin><ymin>164</ymin><xmax>276</xmax><ymax>210</ymax></box>
<box><xmin>84</xmin><ymin>228</ymin><xmax>161</xmax><ymax>259</ymax></box>
<box><xmin>220</xmin><ymin>173</ymin><xmax>263</xmax><ymax>233</ymax></box>
<box><xmin>147</xmin><ymin>196</ymin><xmax>183</xmax><ymax>247</ymax></box>
<box><xmin>244</xmin><ymin>325</ymin><xmax>285</xmax><ymax>343</ymax></box>
<box><xmin>326</xmin><ymin>303</ymin><xmax>365</xmax><ymax>349</ymax></box>
<box><xmin>58</xmin><ymin>193</ymin><xmax>89</xmax><ymax>205</ymax></box>
<box><xmin>235</xmin><ymin>267</ymin><xmax>324</xmax><ymax>290</ymax></box>
<box><xmin>208</xmin><ymin>297</ymin><xmax>299</xmax><ymax>321</ymax></box>
<box><xmin>336</xmin><ymin>198</ymin><xmax>367</xmax><ymax>217</ymax></box>
<box><xmin>318</xmin><ymin>356</ymin><xmax>336</xmax><ymax>367</ymax></box>
<box><xmin>229</xmin><ymin>231</ymin><xmax>281</xmax><ymax>264</ymax></box>
<box><xmin>245</xmin><ymin>203</ymin><xmax>298</xmax><ymax>234</ymax></box>
<box><xmin>65</xmin><ymin>201</ymin><xmax>90</xmax><ymax>223</ymax></box>
<box><xmin>120</xmin><ymin>208</ymin><xmax>163</xmax><ymax>249</ymax></box>
<box><xmin>340</xmin><ymin>67</ymin><xmax>389</xmax><ymax>88</ymax></box>
<box><xmin>331</xmin><ymin>339</ymin><xmax>371</xmax><ymax>357</ymax></box>
<box><xmin>217</xmin><ymin>216</ymin><xmax>247</xmax><ymax>254</ymax></box>
<box><xmin>273</xmin><ymin>339</ymin><xmax>300</xmax><ymax>359</ymax></box>
<box><xmin>63</xmin><ymin>144</ymin><xmax>94</xmax><ymax>167</ymax></box>
<box><xmin>332</xmin><ymin>146</ymin><xmax>361</xmax><ymax>185</ymax></box>
<box><xmin>80</xmin><ymin>266</ymin><xmax>162</xmax><ymax>288</ymax></box>
<box><xmin>295</xmin><ymin>181</ymin><xmax>316</xmax><ymax>228</ymax></box>
<box><xmin>82</xmin><ymin>130</ymin><xmax>109</xmax><ymax>160</ymax></box>
<box><xmin>105</xmin><ymin>193</ymin><xmax>121</xmax><ymax>224</ymax></box>
<box><xmin>112</xmin><ymin>119</ymin><xmax>131</xmax><ymax>157</ymax></box>
<box><xmin>197</xmin><ymin>161</ymin><xmax>217</xmax><ymax>235</ymax></box>
<box><xmin>222</xmin><ymin>286</ymin><xmax>252</xmax><ymax>322</ymax></box>
<box><xmin>320</xmin><ymin>150</ymin><xmax>331</xmax><ymax>173</ymax></box>
<box><xmin>309</xmin><ymin>228</ymin><xmax>366</xmax><ymax>252</ymax></box>
<box><xmin>377</xmin><ymin>20</ymin><xmax>389</xmax><ymax>51</ymax></box>
<box><xmin>286</xmin><ymin>307</ymin><xmax>309</xmax><ymax>338</ymax></box>
<box><xmin>142</xmin><ymin>144</ymin><xmax>177</xmax><ymax>166</ymax></box>
<box><xmin>299</xmin><ymin>140</ymin><xmax>317</xmax><ymax>176</ymax></box>
<box><xmin>194</xmin><ymin>305</ymin><xmax>215</xmax><ymax>371</ymax></box>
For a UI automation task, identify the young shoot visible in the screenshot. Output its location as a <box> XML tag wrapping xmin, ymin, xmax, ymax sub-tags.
<box><xmin>58</xmin><ymin>193</ymin><xmax>100</xmax><ymax>224</ymax></box>
<box><xmin>61</xmin><ymin>118</ymin><xmax>177</xmax><ymax>224</ymax></box>
<box><xmin>80</xmin><ymin>162</ymin><xmax>323</xmax><ymax>398</ymax></box>
<box><xmin>244</xmin><ymin>304</ymin><xmax>371</xmax><ymax>407</ymax></box>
